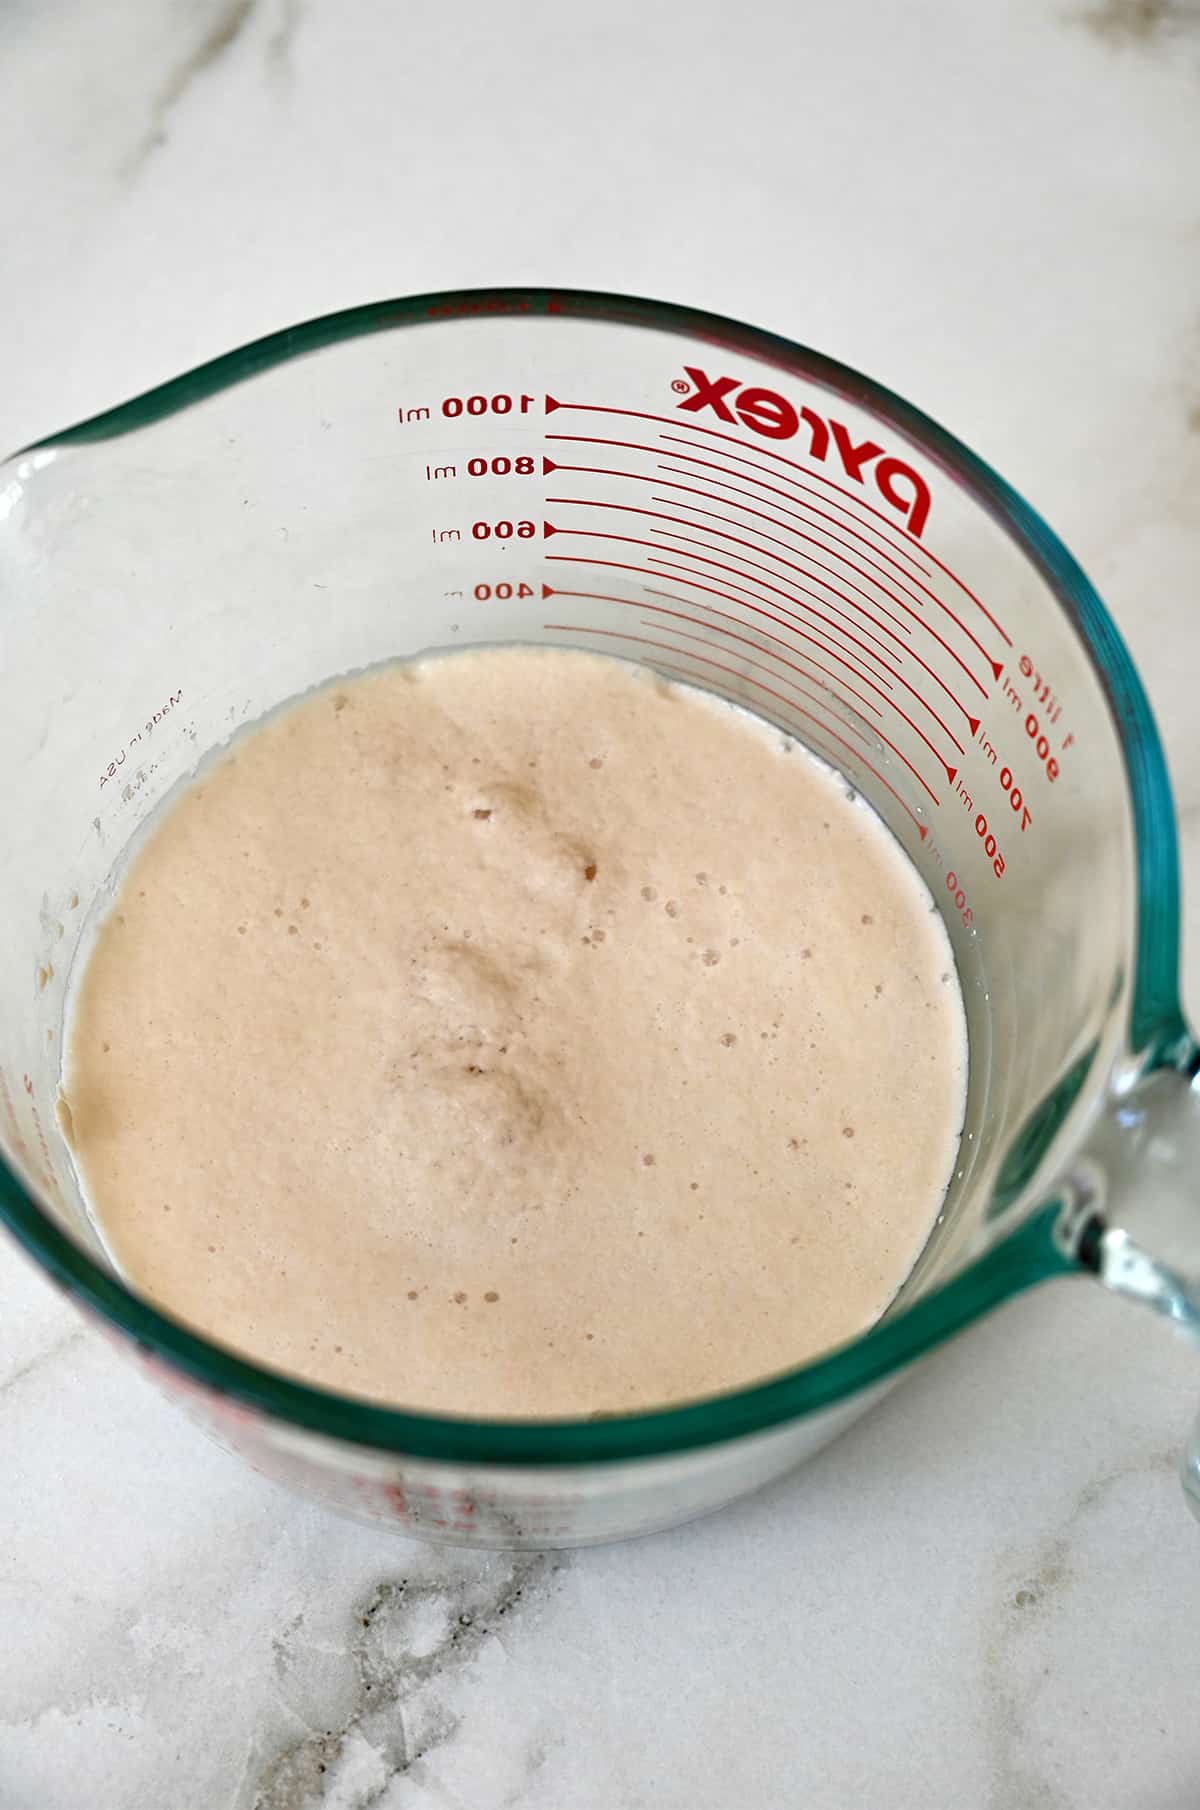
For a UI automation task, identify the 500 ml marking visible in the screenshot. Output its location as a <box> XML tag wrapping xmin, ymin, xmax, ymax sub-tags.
<box><xmin>951</xmin><ymin>772</ymin><xmax>1009</xmax><ymax>877</ymax></box>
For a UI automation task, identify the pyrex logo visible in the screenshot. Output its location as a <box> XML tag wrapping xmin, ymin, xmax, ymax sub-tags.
<box><xmin>676</xmin><ymin>366</ymin><xmax>931</xmax><ymax>538</ymax></box>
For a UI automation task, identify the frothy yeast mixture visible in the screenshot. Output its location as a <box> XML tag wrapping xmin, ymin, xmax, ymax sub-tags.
<box><xmin>61</xmin><ymin>647</ymin><xmax>966</xmax><ymax>1416</ymax></box>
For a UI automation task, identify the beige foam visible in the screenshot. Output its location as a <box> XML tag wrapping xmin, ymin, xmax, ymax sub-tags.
<box><xmin>61</xmin><ymin>647</ymin><xmax>966</xmax><ymax>1417</ymax></box>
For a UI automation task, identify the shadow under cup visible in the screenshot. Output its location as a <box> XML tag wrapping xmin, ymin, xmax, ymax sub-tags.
<box><xmin>0</xmin><ymin>291</ymin><xmax>1181</xmax><ymax>1545</ymax></box>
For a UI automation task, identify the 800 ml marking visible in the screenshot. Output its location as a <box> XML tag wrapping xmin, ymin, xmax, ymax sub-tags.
<box><xmin>466</xmin><ymin>455</ymin><xmax>536</xmax><ymax>476</ymax></box>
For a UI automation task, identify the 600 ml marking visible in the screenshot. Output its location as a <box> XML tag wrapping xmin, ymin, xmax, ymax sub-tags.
<box><xmin>431</xmin><ymin>521</ymin><xmax>538</xmax><ymax>545</ymax></box>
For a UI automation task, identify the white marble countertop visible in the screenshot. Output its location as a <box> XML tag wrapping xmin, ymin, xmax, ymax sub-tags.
<box><xmin>3</xmin><ymin>2</ymin><xmax>1200</xmax><ymax>1805</ymax></box>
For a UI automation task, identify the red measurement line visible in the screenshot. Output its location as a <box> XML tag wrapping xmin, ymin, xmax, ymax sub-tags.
<box><xmin>648</xmin><ymin>491</ymin><xmax>987</xmax><ymax>706</ymax></box>
<box><xmin>550</xmin><ymin>622</ymin><xmax>933</xmax><ymax>839</ymax></box>
<box><xmin>546</xmin><ymin>505</ymin><xmax>974</xmax><ymax>745</ymax></box>
<box><xmin>550</xmin><ymin>538</ymin><xmax>962</xmax><ymax>770</ymax></box>
<box><xmin>643</xmin><ymin>555</ymin><xmax>958</xmax><ymax>778</ymax></box>
<box><xmin>546</xmin><ymin>553</ymin><xmax>962</xmax><ymax>780</ymax></box>
<box><xmin>646</xmin><ymin>620</ymin><xmax>878</xmax><ymax>739</ymax></box>
<box><xmin>644</xmin><ymin>582</ymin><xmax>886</xmax><ymax>716</ymax></box>
<box><xmin>655</xmin><ymin>460</ymin><xmax>998</xmax><ymax>674</ymax></box>
<box><xmin>549</xmin><ymin>522</ymin><xmax>897</xmax><ymax>676</ymax></box>
<box><xmin>641</xmin><ymin>630</ymin><xmax>876</xmax><ymax>750</ymax></box>
<box><xmin>546</xmin><ymin>555</ymin><xmax>893</xmax><ymax>706</ymax></box>
<box><xmin>546</xmin><ymin>584</ymin><xmax>885</xmax><ymax>723</ymax></box>
<box><xmin>544</xmin><ymin>397</ymin><xmax>1011</xmax><ymax>645</ymax></box>
<box><xmin>551</xmin><ymin>435</ymin><xmax>926</xmax><ymax>625</ymax></box>
<box><xmin>645</xmin><ymin>544</ymin><xmax>901</xmax><ymax>667</ymax></box>
<box><xmin>550</xmin><ymin>430</ymin><xmax>935</xmax><ymax>589</ymax></box>
<box><xmin>649</xmin><ymin>622</ymin><xmax>941</xmax><ymax>802</ymax></box>
<box><xmin>544</xmin><ymin>623</ymin><xmax>940</xmax><ymax>810</ymax></box>
<box><xmin>647</xmin><ymin>507</ymin><xmax>912</xmax><ymax>641</ymax></box>
<box><xmin>636</xmin><ymin>523</ymin><xmax>906</xmax><ymax>661</ymax></box>
<box><xmin>655</xmin><ymin>460</ymin><xmax>922</xmax><ymax>626</ymax></box>
<box><xmin>550</xmin><ymin>461</ymin><xmax>995</xmax><ymax>692</ymax></box>
<box><xmin>657</xmin><ymin>434</ymin><xmax>937</xmax><ymax>584</ymax></box>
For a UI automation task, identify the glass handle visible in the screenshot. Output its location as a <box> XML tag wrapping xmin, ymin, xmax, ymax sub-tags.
<box><xmin>1056</xmin><ymin>1048</ymin><xmax>1200</xmax><ymax>1335</ymax></box>
<box><xmin>1055</xmin><ymin>1045</ymin><xmax>1200</xmax><ymax>1523</ymax></box>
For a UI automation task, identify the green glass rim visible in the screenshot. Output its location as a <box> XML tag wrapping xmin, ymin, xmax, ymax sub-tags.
<box><xmin>0</xmin><ymin>287</ymin><xmax>1185</xmax><ymax>1465</ymax></box>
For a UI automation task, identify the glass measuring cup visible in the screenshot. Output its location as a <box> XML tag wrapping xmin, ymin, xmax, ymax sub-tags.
<box><xmin>1</xmin><ymin>288</ymin><xmax>1196</xmax><ymax>1548</ymax></box>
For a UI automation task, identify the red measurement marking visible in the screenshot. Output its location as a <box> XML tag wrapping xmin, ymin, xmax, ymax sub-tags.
<box><xmin>655</xmin><ymin>462</ymin><xmax>1002</xmax><ymax>678</ymax></box>
<box><xmin>648</xmin><ymin>491</ymin><xmax>990</xmax><ymax>709</ymax></box>
<box><xmin>545</xmin><ymin>557</ymin><xmax>892</xmax><ymax>704</ymax></box>
<box><xmin>654</xmin><ymin>460</ymin><xmax>918</xmax><ymax>619</ymax></box>
<box><xmin>640</xmin><ymin>586</ymin><xmax>882</xmax><ymax>721</ymax></box>
<box><xmin>546</xmin><ymin>517</ymin><xmax>969</xmax><ymax>756</ymax></box>
<box><xmin>546</xmin><ymin>462</ymin><xmax>995</xmax><ymax>691</ymax></box>
<box><xmin>553</xmin><ymin>621</ymin><xmax>878</xmax><ymax>754</ymax></box>
<box><xmin>643</xmin><ymin>558</ymin><xmax>954</xmax><ymax>780</ymax></box>
<box><xmin>545</xmin><ymin>553</ymin><xmax>959</xmax><ymax>783</ymax></box>
<box><xmin>549</xmin><ymin>441</ymin><xmax>926</xmax><ymax>628</ymax></box>
<box><xmin>548</xmin><ymin>521</ymin><xmax>895</xmax><ymax>668</ymax></box>
<box><xmin>542</xmin><ymin>499</ymin><xmax>984</xmax><ymax>731</ymax></box>
<box><xmin>546</xmin><ymin>622</ymin><xmax>940</xmax><ymax>806</ymax></box>
<box><xmin>544</xmin><ymin>398</ymin><xmax>1011</xmax><ymax>646</ymax></box>
<box><xmin>550</xmin><ymin>445</ymin><xmax>946</xmax><ymax>642</ymax></box>
<box><xmin>545</xmin><ymin>623</ymin><xmax>930</xmax><ymax>839</ymax></box>
<box><xmin>637</xmin><ymin>525</ymin><xmax>971</xmax><ymax>747</ymax></box>
<box><xmin>651</xmin><ymin>474</ymin><xmax>999</xmax><ymax>680</ymax></box>
<box><xmin>545</xmin><ymin>583</ymin><xmax>885</xmax><ymax>723</ymax></box>
<box><xmin>646</xmin><ymin>544</ymin><xmax>903</xmax><ymax>664</ymax></box>
<box><xmin>633</xmin><ymin>590</ymin><xmax>955</xmax><ymax>796</ymax></box>
<box><xmin>647</xmin><ymin>620</ymin><xmax>882</xmax><ymax>742</ymax></box>
<box><xmin>550</xmin><ymin>431</ymin><xmax>936</xmax><ymax>589</ymax></box>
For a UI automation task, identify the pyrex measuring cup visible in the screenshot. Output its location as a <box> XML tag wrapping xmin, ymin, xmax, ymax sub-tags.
<box><xmin>1</xmin><ymin>288</ymin><xmax>1197</xmax><ymax>1548</ymax></box>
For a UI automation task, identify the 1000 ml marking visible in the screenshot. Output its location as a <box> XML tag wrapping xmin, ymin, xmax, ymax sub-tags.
<box><xmin>399</xmin><ymin>394</ymin><xmax>537</xmax><ymax>422</ymax></box>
